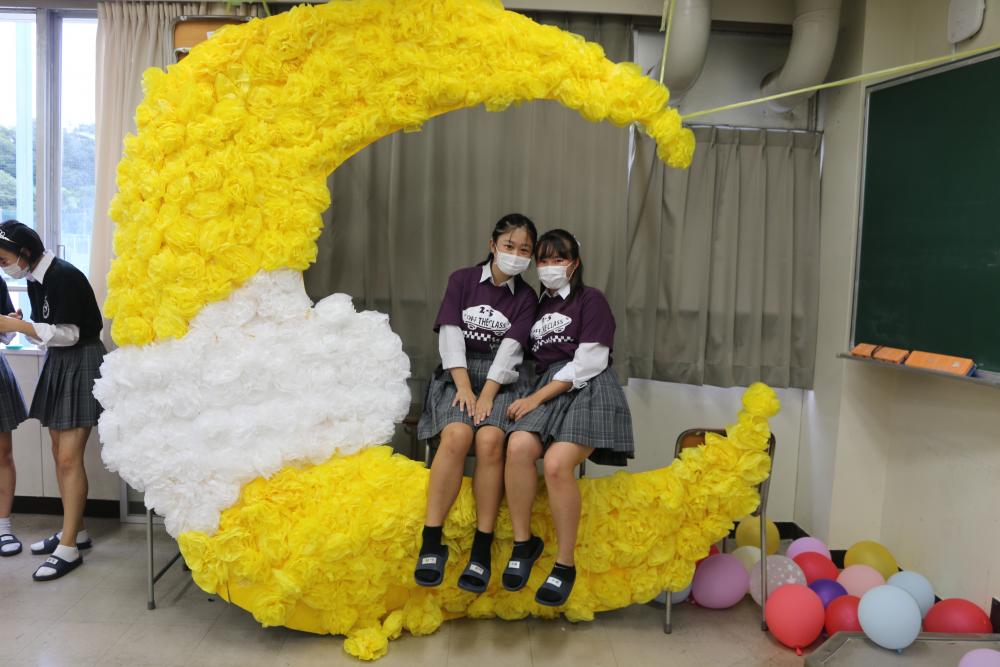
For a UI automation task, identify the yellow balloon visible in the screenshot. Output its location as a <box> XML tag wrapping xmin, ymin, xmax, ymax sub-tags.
<box><xmin>734</xmin><ymin>516</ymin><xmax>780</xmax><ymax>555</ymax></box>
<box><xmin>844</xmin><ymin>540</ymin><xmax>898</xmax><ymax>579</ymax></box>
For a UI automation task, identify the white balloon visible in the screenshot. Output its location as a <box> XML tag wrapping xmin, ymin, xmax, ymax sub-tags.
<box><xmin>749</xmin><ymin>555</ymin><xmax>806</xmax><ymax>606</ymax></box>
<box><xmin>732</xmin><ymin>545</ymin><xmax>761</xmax><ymax>573</ymax></box>
<box><xmin>887</xmin><ymin>571</ymin><xmax>936</xmax><ymax>618</ymax></box>
<box><xmin>859</xmin><ymin>585</ymin><xmax>922</xmax><ymax>651</ymax></box>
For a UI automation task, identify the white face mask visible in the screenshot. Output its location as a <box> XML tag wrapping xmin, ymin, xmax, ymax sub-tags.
<box><xmin>2</xmin><ymin>259</ymin><xmax>27</xmax><ymax>280</ymax></box>
<box><xmin>494</xmin><ymin>251</ymin><xmax>531</xmax><ymax>277</ymax></box>
<box><xmin>538</xmin><ymin>265</ymin><xmax>571</xmax><ymax>291</ymax></box>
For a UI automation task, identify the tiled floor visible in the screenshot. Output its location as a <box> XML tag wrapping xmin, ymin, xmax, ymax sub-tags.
<box><xmin>1</xmin><ymin>514</ymin><xmax>808</xmax><ymax>666</ymax></box>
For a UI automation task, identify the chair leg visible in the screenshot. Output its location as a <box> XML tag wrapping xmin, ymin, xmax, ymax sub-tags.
<box><xmin>146</xmin><ymin>508</ymin><xmax>156</xmax><ymax>611</ymax></box>
<box><xmin>664</xmin><ymin>590</ymin><xmax>673</xmax><ymax>634</ymax></box>
<box><xmin>759</xmin><ymin>507</ymin><xmax>768</xmax><ymax>631</ymax></box>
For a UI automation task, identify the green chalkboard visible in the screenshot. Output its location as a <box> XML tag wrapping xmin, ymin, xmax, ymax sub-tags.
<box><xmin>853</xmin><ymin>51</ymin><xmax>1000</xmax><ymax>372</ymax></box>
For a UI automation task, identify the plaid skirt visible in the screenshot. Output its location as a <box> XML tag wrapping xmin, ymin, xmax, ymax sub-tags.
<box><xmin>30</xmin><ymin>340</ymin><xmax>106</xmax><ymax>430</ymax></box>
<box><xmin>0</xmin><ymin>354</ymin><xmax>28</xmax><ymax>433</ymax></box>
<box><xmin>417</xmin><ymin>352</ymin><xmax>531</xmax><ymax>440</ymax></box>
<box><xmin>508</xmin><ymin>361</ymin><xmax>634</xmax><ymax>466</ymax></box>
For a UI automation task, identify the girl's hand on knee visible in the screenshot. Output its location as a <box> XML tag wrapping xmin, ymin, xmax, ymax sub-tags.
<box><xmin>473</xmin><ymin>396</ymin><xmax>493</xmax><ymax>425</ymax></box>
<box><xmin>452</xmin><ymin>387</ymin><xmax>477</xmax><ymax>416</ymax></box>
<box><xmin>507</xmin><ymin>397</ymin><xmax>539</xmax><ymax>421</ymax></box>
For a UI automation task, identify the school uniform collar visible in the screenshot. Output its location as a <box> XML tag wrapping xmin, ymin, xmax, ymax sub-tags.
<box><xmin>539</xmin><ymin>283</ymin><xmax>572</xmax><ymax>302</ymax></box>
<box><xmin>480</xmin><ymin>263</ymin><xmax>516</xmax><ymax>295</ymax></box>
<box><xmin>27</xmin><ymin>250</ymin><xmax>55</xmax><ymax>284</ymax></box>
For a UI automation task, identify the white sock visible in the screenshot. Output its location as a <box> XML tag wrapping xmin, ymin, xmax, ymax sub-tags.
<box><xmin>0</xmin><ymin>516</ymin><xmax>16</xmax><ymax>554</ymax></box>
<box><xmin>34</xmin><ymin>544</ymin><xmax>80</xmax><ymax>578</ymax></box>
<box><xmin>30</xmin><ymin>528</ymin><xmax>90</xmax><ymax>552</ymax></box>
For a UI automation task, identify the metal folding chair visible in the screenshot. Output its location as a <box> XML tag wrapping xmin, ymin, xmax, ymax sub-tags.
<box><xmin>663</xmin><ymin>428</ymin><xmax>777</xmax><ymax>634</ymax></box>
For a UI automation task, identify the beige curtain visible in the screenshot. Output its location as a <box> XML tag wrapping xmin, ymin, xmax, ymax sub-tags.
<box><xmin>304</xmin><ymin>14</ymin><xmax>633</xmax><ymax>387</ymax></box>
<box><xmin>625</xmin><ymin>126</ymin><xmax>821</xmax><ymax>388</ymax></box>
<box><xmin>90</xmin><ymin>2</ymin><xmax>264</xmax><ymax>348</ymax></box>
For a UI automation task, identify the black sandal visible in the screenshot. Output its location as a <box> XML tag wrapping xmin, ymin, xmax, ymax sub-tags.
<box><xmin>30</xmin><ymin>532</ymin><xmax>92</xmax><ymax>555</ymax></box>
<box><xmin>0</xmin><ymin>533</ymin><xmax>22</xmax><ymax>557</ymax></box>
<box><xmin>535</xmin><ymin>568</ymin><xmax>575</xmax><ymax>607</ymax></box>
<box><xmin>32</xmin><ymin>553</ymin><xmax>83</xmax><ymax>581</ymax></box>
<box><xmin>457</xmin><ymin>560</ymin><xmax>491</xmax><ymax>594</ymax></box>
<box><xmin>502</xmin><ymin>537</ymin><xmax>544</xmax><ymax>592</ymax></box>
<box><xmin>414</xmin><ymin>548</ymin><xmax>449</xmax><ymax>587</ymax></box>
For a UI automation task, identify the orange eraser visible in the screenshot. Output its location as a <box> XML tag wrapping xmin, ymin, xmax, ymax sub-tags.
<box><xmin>851</xmin><ymin>343</ymin><xmax>878</xmax><ymax>358</ymax></box>
<box><xmin>904</xmin><ymin>350</ymin><xmax>975</xmax><ymax>376</ymax></box>
<box><xmin>872</xmin><ymin>346</ymin><xmax>910</xmax><ymax>364</ymax></box>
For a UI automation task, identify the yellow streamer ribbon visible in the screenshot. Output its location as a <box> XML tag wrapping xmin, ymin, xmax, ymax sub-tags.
<box><xmin>658</xmin><ymin>0</ymin><xmax>676</xmax><ymax>86</ymax></box>
<box><xmin>681</xmin><ymin>42</ymin><xmax>1000</xmax><ymax>121</ymax></box>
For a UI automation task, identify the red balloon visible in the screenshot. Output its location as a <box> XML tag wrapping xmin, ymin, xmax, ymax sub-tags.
<box><xmin>794</xmin><ymin>552</ymin><xmax>839</xmax><ymax>584</ymax></box>
<box><xmin>923</xmin><ymin>599</ymin><xmax>992</xmax><ymax>634</ymax></box>
<box><xmin>764</xmin><ymin>584</ymin><xmax>825</xmax><ymax>654</ymax></box>
<box><xmin>825</xmin><ymin>595</ymin><xmax>862</xmax><ymax>635</ymax></box>
<box><xmin>696</xmin><ymin>544</ymin><xmax>720</xmax><ymax>566</ymax></box>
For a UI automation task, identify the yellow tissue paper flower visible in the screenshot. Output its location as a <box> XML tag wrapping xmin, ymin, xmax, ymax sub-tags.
<box><xmin>176</xmin><ymin>383</ymin><xmax>779</xmax><ymax>661</ymax></box>
<box><xmin>106</xmin><ymin>0</ymin><xmax>694</xmax><ymax>346</ymax></box>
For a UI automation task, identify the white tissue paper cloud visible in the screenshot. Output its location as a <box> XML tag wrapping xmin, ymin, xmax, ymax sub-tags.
<box><xmin>95</xmin><ymin>270</ymin><xmax>411</xmax><ymax>537</ymax></box>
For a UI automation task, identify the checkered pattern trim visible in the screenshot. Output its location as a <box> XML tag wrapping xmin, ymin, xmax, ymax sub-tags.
<box><xmin>463</xmin><ymin>330</ymin><xmax>499</xmax><ymax>344</ymax></box>
<box><xmin>532</xmin><ymin>335</ymin><xmax>574</xmax><ymax>353</ymax></box>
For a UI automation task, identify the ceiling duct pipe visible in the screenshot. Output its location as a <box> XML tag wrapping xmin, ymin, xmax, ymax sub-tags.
<box><xmin>660</xmin><ymin>0</ymin><xmax>711</xmax><ymax>102</ymax></box>
<box><xmin>760</xmin><ymin>0</ymin><xmax>841</xmax><ymax>113</ymax></box>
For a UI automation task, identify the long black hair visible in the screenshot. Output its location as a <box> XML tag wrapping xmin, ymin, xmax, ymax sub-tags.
<box><xmin>480</xmin><ymin>213</ymin><xmax>538</xmax><ymax>266</ymax></box>
<box><xmin>0</xmin><ymin>220</ymin><xmax>46</xmax><ymax>266</ymax></box>
<box><xmin>535</xmin><ymin>228</ymin><xmax>584</xmax><ymax>302</ymax></box>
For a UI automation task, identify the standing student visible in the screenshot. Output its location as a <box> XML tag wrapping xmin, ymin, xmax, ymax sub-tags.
<box><xmin>502</xmin><ymin>229</ymin><xmax>634</xmax><ymax>607</ymax></box>
<box><xmin>415</xmin><ymin>213</ymin><xmax>538</xmax><ymax>592</ymax></box>
<box><xmin>0</xmin><ymin>276</ymin><xmax>29</xmax><ymax>557</ymax></box>
<box><xmin>0</xmin><ymin>220</ymin><xmax>105</xmax><ymax>581</ymax></box>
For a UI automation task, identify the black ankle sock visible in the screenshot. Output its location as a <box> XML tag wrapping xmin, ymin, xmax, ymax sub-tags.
<box><xmin>470</xmin><ymin>529</ymin><xmax>493</xmax><ymax>565</ymax></box>
<box><xmin>511</xmin><ymin>536</ymin><xmax>541</xmax><ymax>560</ymax></box>
<box><xmin>537</xmin><ymin>562</ymin><xmax>576</xmax><ymax>604</ymax></box>
<box><xmin>419</xmin><ymin>525</ymin><xmax>445</xmax><ymax>558</ymax></box>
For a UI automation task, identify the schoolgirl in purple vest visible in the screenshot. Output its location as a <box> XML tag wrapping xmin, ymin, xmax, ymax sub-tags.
<box><xmin>501</xmin><ymin>229</ymin><xmax>634</xmax><ymax>607</ymax></box>
<box><xmin>415</xmin><ymin>214</ymin><xmax>538</xmax><ymax>592</ymax></box>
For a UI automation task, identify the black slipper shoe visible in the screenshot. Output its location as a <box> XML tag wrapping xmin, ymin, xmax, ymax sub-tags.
<box><xmin>502</xmin><ymin>537</ymin><xmax>544</xmax><ymax>592</ymax></box>
<box><xmin>32</xmin><ymin>554</ymin><xmax>83</xmax><ymax>582</ymax></box>
<box><xmin>0</xmin><ymin>533</ymin><xmax>22</xmax><ymax>557</ymax></box>
<box><xmin>457</xmin><ymin>559</ymin><xmax>491</xmax><ymax>593</ymax></box>
<box><xmin>414</xmin><ymin>547</ymin><xmax>449</xmax><ymax>587</ymax></box>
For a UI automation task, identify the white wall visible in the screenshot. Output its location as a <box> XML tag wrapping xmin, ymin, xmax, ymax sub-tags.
<box><xmin>611</xmin><ymin>380</ymin><xmax>802</xmax><ymax>522</ymax></box>
<box><xmin>809</xmin><ymin>0</ymin><xmax>1000</xmax><ymax>608</ymax></box>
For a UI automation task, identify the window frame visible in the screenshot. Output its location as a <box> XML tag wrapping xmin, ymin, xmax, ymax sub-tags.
<box><xmin>2</xmin><ymin>7</ymin><xmax>97</xmax><ymax>306</ymax></box>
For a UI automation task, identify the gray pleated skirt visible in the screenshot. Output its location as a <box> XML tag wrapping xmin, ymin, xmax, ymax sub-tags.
<box><xmin>417</xmin><ymin>352</ymin><xmax>531</xmax><ymax>440</ymax></box>
<box><xmin>29</xmin><ymin>340</ymin><xmax>106</xmax><ymax>430</ymax></box>
<box><xmin>0</xmin><ymin>354</ymin><xmax>28</xmax><ymax>433</ymax></box>
<box><xmin>508</xmin><ymin>361</ymin><xmax>634</xmax><ymax>466</ymax></box>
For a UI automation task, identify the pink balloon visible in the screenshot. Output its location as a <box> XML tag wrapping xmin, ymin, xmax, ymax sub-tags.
<box><xmin>785</xmin><ymin>537</ymin><xmax>832</xmax><ymax>561</ymax></box>
<box><xmin>959</xmin><ymin>649</ymin><xmax>1000</xmax><ymax>667</ymax></box>
<box><xmin>691</xmin><ymin>554</ymin><xmax>751</xmax><ymax>609</ymax></box>
<box><xmin>837</xmin><ymin>564</ymin><xmax>885</xmax><ymax>597</ymax></box>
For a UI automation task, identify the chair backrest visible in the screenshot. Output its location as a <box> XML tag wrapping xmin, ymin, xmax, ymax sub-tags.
<box><xmin>673</xmin><ymin>428</ymin><xmax>777</xmax><ymax>518</ymax></box>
